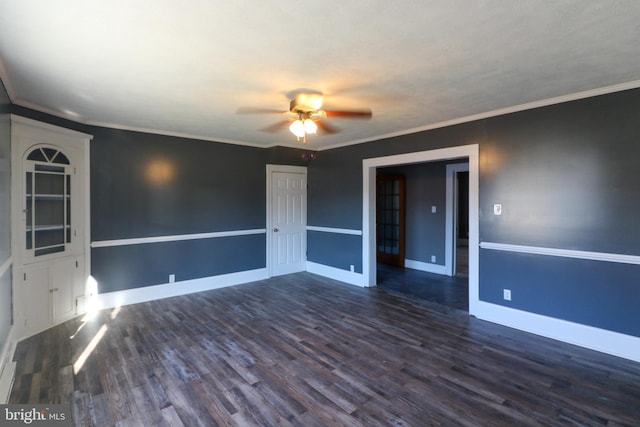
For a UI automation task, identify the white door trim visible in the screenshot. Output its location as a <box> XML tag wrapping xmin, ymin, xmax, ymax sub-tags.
<box><xmin>362</xmin><ymin>144</ymin><xmax>479</xmax><ymax>315</ymax></box>
<box><xmin>445</xmin><ymin>162</ymin><xmax>469</xmax><ymax>276</ymax></box>
<box><xmin>266</xmin><ymin>164</ymin><xmax>308</xmax><ymax>277</ymax></box>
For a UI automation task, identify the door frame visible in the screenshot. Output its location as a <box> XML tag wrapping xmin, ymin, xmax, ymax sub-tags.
<box><xmin>10</xmin><ymin>115</ymin><xmax>92</xmax><ymax>337</ymax></box>
<box><xmin>362</xmin><ymin>144</ymin><xmax>479</xmax><ymax>315</ymax></box>
<box><xmin>445</xmin><ymin>162</ymin><xmax>469</xmax><ymax>276</ymax></box>
<box><xmin>265</xmin><ymin>164</ymin><xmax>307</xmax><ymax>277</ymax></box>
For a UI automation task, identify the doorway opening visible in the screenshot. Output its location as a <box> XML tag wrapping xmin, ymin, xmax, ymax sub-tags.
<box><xmin>362</xmin><ymin>145</ymin><xmax>479</xmax><ymax>316</ymax></box>
<box><xmin>455</xmin><ymin>170</ymin><xmax>469</xmax><ymax>278</ymax></box>
<box><xmin>374</xmin><ymin>161</ymin><xmax>469</xmax><ymax>311</ymax></box>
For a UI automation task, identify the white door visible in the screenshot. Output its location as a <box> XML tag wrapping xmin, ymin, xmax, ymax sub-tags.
<box><xmin>269</xmin><ymin>168</ymin><xmax>307</xmax><ymax>276</ymax></box>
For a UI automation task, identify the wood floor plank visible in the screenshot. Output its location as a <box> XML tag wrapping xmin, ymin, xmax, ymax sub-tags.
<box><xmin>159</xmin><ymin>405</ymin><xmax>186</xmax><ymax>427</ymax></box>
<box><xmin>9</xmin><ymin>272</ymin><xmax>640</xmax><ymax>426</ymax></box>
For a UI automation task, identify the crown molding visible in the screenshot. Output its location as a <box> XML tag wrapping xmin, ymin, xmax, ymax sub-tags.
<box><xmin>318</xmin><ymin>79</ymin><xmax>640</xmax><ymax>151</ymax></box>
<box><xmin>5</xmin><ymin>77</ymin><xmax>640</xmax><ymax>151</ymax></box>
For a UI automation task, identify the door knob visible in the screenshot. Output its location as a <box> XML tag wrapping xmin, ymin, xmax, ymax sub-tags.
<box><xmin>273</xmin><ymin>228</ymin><xmax>279</xmax><ymax>232</ymax></box>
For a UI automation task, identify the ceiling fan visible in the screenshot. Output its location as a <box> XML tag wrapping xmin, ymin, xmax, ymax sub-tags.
<box><xmin>237</xmin><ymin>90</ymin><xmax>372</xmax><ymax>143</ymax></box>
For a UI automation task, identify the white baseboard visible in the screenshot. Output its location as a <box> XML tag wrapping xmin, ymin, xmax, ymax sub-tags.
<box><xmin>306</xmin><ymin>262</ymin><xmax>365</xmax><ymax>287</ymax></box>
<box><xmin>94</xmin><ymin>268</ymin><xmax>269</xmax><ymax>311</ymax></box>
<box><xmin>405</xmin><ymin>259</ymin><xmax>448</xmax><ymax>275</ymax></box>
<box><xmin>475</xmin><ymin>301</ymin><xmax>640</xmax><ymax>363</ymax></box>
<box><xmin>0</xmin><ymin>325</ymin><xmax>17</xmax><ymax>403</ymax></box>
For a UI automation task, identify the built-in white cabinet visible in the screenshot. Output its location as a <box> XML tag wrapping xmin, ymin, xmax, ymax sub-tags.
<box><xmin>11</xmin><ymin>116</ymin><xmax>92</xmax><ymax>337</ymax></box>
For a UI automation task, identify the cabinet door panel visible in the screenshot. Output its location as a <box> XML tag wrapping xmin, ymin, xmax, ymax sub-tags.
<box><xmin>22</xmin><ymin>266</ymin><xmax>50</xmax><ymax>336</ymax></box>
<box><xmin>51</xmin><ymin>258</ymin><xmax>78</xmax><ymax>324</ymax></box>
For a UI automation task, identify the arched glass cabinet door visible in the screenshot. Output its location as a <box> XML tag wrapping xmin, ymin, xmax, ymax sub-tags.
<box><xmin>24</xmin><ymin>146</ymin><xmax>73</xmax><ymax>259</ymax></box>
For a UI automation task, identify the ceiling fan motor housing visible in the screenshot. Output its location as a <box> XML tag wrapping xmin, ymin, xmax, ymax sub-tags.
<box><xmin>290</xmin><ymin>92</ymin><xmax>324</xmax><ymax>114</ymax></box>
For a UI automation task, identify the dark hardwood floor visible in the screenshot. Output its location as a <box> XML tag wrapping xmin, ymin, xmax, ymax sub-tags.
<box><xmin>377</xmin><ymin>264</ymin><xmax>469</xmax><ymax>311</ymax></box>
<box><xmin>377</xmin><ymin>245</ymin><xmax>469</xmax><ymax>311</ymax></box>
<box><xmin>10</xmin><ymin>272</ymin><xmax>640</xmax><ymax>426</ymax></box>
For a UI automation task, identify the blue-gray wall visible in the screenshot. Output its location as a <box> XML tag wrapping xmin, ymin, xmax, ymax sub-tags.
<box><xmin>380</xmin><ymin>161</ymin><xmax>450</xmax><ymax>266</ymax></box>
<box><xmin>7</xmin><ymin>106</ymin><xmax>308</xmax><ymax>294</ymax></box>
<box><xmin>0</xmin><ymin>79</ymin><xmax>12</xmax><ymax>350</ymax></box>
<box><xmin>90</xmin><ymin>128</ymin><xmax>269</xmax><ymax>292</ymax></box>
<box><xmin>308</xmin><ymin>88</ymin><xmax>640</xmax><ymax>337</ymax></box>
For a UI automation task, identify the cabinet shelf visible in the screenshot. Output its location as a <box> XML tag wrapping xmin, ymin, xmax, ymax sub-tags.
<box><xmin>26</xmin><ymin>193</ymin><xmax>69</xmax><ymax>200</ymax></box>
<box><xmin>26</xmin><ymin>225</ymin><xmax>70</xmax><ymax>232</ymax></box>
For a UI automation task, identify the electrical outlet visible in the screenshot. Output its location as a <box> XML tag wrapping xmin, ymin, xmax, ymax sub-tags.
<box><xmin>494</xmin><ymin>204</ymin><xmax>502</xmax><ymax>215</ymax></box>
<box><xmin>503</xmin><ymin>289</ymin><xmax>511</xmax><ymax>301</ymax></box>
<box><xmin>169</xmin><ymin>274</ymin><xmax>175</xmax><ymax>283</ymax></box>
<box><xmin>431</xmin><ymin>255</ymin><xmax>436</xmax><ymax>263</ymax></box>
<box><xmin>431</xmin><ymin>205</ymin><xmax>437</xmax><ymax>213</ymax></box>
<box><xmin>350</xmin><ymin>264</ymin><xmax>355</xmax><ymax>272</ymax></box>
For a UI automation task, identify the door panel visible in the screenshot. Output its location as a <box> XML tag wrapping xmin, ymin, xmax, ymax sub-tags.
<box><xmin>271</xmin><ymin>171</ymin><xmax>306</xmax><ymax>276</ymax></box>
<box><xmin>51</xmin><ymin>258</ymin><xmax>78</xmax><ymax>324</ymax></box>
<box><xmin>21</xmin><ymin>265</ymin><xmax>50</xmax><ymax>336</ymax></box>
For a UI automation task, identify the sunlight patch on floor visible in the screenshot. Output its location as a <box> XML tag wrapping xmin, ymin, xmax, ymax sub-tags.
<box><xmin>73</xmin><ymin>324</ymin><xmax>108</xmax><ymax>374</ymax></box>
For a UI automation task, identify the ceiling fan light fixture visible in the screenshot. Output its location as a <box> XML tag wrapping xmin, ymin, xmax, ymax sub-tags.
<box><xmin>289</xmin><ymin>119</ymin><xmax>305</xmax><ymax>138</ymax></box>
<box><xmin>239</xmin><ymin>89</ymin><xmax>371</xmax><ymax>144</ymax></box>
<box><xmin>303</xmin><ymin>119</ymin><xmax>317</xmax><ymax>134</ymax></box>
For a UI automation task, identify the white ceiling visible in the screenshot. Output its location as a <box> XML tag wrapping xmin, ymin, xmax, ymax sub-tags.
<box><xmin>1</xmin><ymin>1</ymin><xmax>639</xmax><ymax>150</ymax></box>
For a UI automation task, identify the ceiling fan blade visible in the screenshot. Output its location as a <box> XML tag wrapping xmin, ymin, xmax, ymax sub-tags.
<box><xmin>261</xmin><ymin>118</ymin><xmax>292</xmax><ymax>133</ymax></box>
<box><xmin>237</xmin><ymin>107</ymin><xmax>286</xmax><ymax>114</ymax></box>
<box><xmin>316</xmin><ymin>119</ymin><xmax>340</xmax><ymax>134</ymax></box>
<box><xmin>323</xmin><ymin>109</ymin><xmax>372</xmax><ymax>119</ymax></box>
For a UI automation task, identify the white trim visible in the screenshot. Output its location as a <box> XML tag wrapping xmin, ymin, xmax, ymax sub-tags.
<box><xmin>11</xmin><ymin>101</ymin><xmax>270</xmax><ymax>149</ymax></box>
<box><xmin>84</xmin><ymin>136</ymin><xmax>91</xmax><ymax>303</ymax></box>
<box><xmin>266</xmin><ymin>165</ymin><xmax>308</xmax><ymax>277</ymax></box>
<box><xmin>319</xmin><ymin>79</ymin><xmax>640</xmax><ymax>151</ymax></box>
<box><xmin>306</xmin><ymin>261</ymin><xmax>364</xmax><ymax>287</ymax></box>
<box><xmin>10</xmin><ymin>114</ymin><xmax>93</xmax><ymax>139</ymax></box>
<box><xmin>445</xmin><ymin>163</ymin><xmax>469</xmax><ymax>276</ymax></box>
<box><xmin>363</xmin><ymin>144</ymin><xmax>480</xmax><ymax>312</ymax></box>
<box><xmin>0</xmin><ymin>257</ymin><xmax>11</xmax><ymax>279</ymax></box>
<box><xmin>91</xmin><ymin>228</ymin><xmax>267</xmax><ymax>248</ymax></box>
<box><xmin>405</xmin><ymin>259</ymin><xmax>448</xmax><ymax>276</ymax></box>
<box><xmin>94</xmin><ymin>268</ymin><xmax>268</xmax><ymax>311</ymax></box>
<box><xmin>0</xmin><ymin>361</ymin><xmax>16</xmax><ymax>404</ymax></box>
<box><xmin>0</xmin><ymin>326</ymin><xmax>17</xmax><ymax>404</ymax></box>
<box><xmin>306</xmin><ymin>226</ymin><xmax>362</xmax><ymax>236</ymax></box>
<box><xmin>475</xmin><ymin>301</ymin><xmax>640</xmax><ymax>363</ymax></box>
<box><xmin>480</xmin><ymin>242</ymin><xmax>640</xmax><ymax>265</ymax></box>
<box><xmin>0</xmin><ymin>257</ymin><xmax>12</xmax><ymax>397</ymax></box>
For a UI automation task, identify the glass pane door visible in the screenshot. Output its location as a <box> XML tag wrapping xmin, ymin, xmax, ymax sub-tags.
<box><xmin>24</xmin><ymin>148</ymin><xmax>72</xmax><ymax>258</ymax></box>
<box><xmin>376</xmin><ymin>174</ymin><xmax>405</xmax><ymax>267</ymax></box>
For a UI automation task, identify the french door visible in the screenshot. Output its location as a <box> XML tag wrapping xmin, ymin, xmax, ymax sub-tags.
<box><xmin>376</xmin><ymin>174</ymin><xmax>405</xmax><ymax>267</ymax></box>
